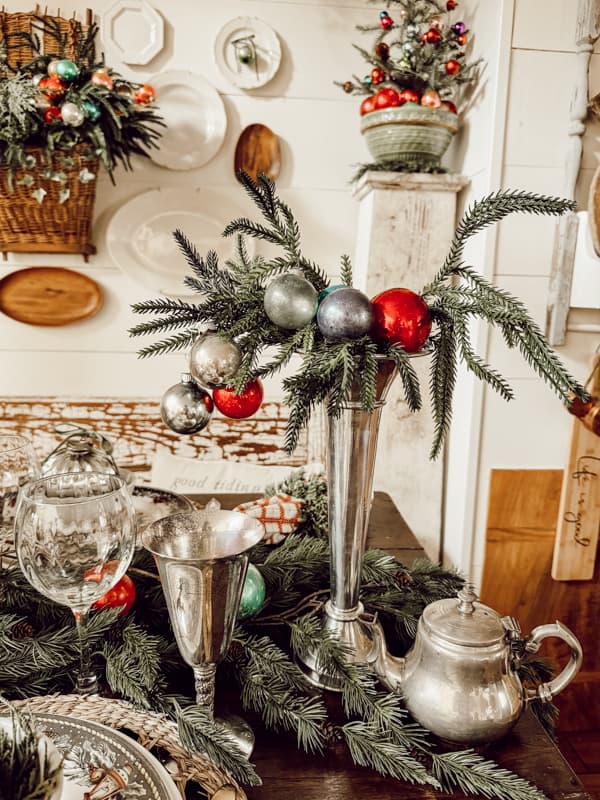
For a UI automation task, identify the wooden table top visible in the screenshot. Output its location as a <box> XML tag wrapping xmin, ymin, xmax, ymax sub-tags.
<box><xmin>190</xmin><ymin>492</ymin><xmax>591</xmax><ymax>800</ymax></box>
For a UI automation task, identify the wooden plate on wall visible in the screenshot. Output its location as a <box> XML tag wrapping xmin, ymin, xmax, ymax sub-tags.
<box><xmin>0</xmin><ymin>266</ymin><xmax>103</xmax><ymax>326</ymax></box>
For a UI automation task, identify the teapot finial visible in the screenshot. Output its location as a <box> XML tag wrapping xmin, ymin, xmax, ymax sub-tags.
<box><xmin>457</xmin><ymin>583</ymin><xmax>478</xmax><ymax>615</ymax></box>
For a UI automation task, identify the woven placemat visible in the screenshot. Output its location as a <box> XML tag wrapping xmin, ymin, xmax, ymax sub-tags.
<box><xmin>14</xmin><ymin>693</ymin><xmax>247</xmax><ymax>800</ymax></box>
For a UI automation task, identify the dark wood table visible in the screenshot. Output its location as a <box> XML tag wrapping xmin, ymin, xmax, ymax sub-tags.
<box><xmin>191</xmin><ymin>492</ymin><xmax>591</xmax><ymax>800</ymax></box>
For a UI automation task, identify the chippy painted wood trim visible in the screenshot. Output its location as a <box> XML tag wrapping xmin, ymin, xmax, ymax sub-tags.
<box><xmin>0</xmin><ymin>398</ymin><xmax>306</xmax><ymax>471</ymax></box>
<box><xmin>546</xmin><ymin>0</ymin><xmax>600</xmax><ymax>346</ymax></box>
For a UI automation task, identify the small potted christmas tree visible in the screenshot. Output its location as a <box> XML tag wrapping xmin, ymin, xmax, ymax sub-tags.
<box><xmin>339</xmin><ymin>0</ymin><xmax>479</xmax><ymax>171</ymax></box>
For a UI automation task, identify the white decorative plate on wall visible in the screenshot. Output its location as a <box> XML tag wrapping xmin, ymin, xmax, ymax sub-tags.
<box><xmin>148</xmin><ymin>71</ymin><xmax>227</xmax><ymax>170</ymax></box>
<box><xmin>101</xmin><ymin>0</ymin><xmax>164</xmax><ymax>66</ymax></box>
<box><xmin>107</xmin><ymin>188</ymin><xmax>252</xmax><ymax>296</ymax></box>
<box><xmin>214</xmin><ymin>16</ymin><xmax>282</xmax><ymax>89</ymax></box>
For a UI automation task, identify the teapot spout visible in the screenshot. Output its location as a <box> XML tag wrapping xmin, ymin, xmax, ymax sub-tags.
<box><xmin>363</xmin><ymin>616</ymin><xmax>405</xmax><ymax>693</ymax></box>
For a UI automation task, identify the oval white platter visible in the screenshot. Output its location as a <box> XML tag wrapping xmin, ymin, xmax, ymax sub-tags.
<box><xmin>149</xmin><ymin>70</ymin><xmax>227</xmax><ymax>170</ymax></box>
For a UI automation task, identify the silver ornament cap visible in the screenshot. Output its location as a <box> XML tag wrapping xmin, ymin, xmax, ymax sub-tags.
<box><xmin>264</xmin><ymin>273</ymin><xmax>318</xmax><ymax>330</ymax></box>
<box><xmin>317</xmin><ymin>287</ymin><xmax>374</xmax><ymax>340</ymax></box>
<box><xmin>189</xmin><ymin>332</ymin><xmax>242</xmax><ymax>389</ymax></box>
<box><xmin>160</xmin><ymin>373</ymin><xmax>213</xmax><ymax>435</ymax></box>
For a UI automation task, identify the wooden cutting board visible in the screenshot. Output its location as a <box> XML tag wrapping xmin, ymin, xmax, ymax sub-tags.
<box><xmin>234</xmin><ymin>123</ymin><xmax>281</xmax><ymax>183</ymax></box>
<box><xmin>0</xmin><ymin>266</ymin><xmax>103</xmax><ymax>326</ymax></box>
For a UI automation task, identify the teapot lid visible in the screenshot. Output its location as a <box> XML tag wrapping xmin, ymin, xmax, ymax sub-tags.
<box><xmin>421</xmin><ymin>585</ymin><xmax>505</xmax><ymax>647</ymax></box>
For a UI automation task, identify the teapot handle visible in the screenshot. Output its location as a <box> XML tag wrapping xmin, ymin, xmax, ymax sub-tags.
<box><xmin>524</xmin><ymin>621</ymin><xmax>583</xmax><ymax>703</ymax></box>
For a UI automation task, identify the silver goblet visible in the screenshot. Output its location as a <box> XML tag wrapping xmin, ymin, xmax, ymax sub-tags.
<box><xmin>142</xmin><ymin>509</ymin><xmax>264</xmax><ymax>754</ymax></box>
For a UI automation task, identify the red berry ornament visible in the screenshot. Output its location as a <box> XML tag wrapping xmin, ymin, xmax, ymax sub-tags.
<box><xmin>447</xmin><ymin>0</ymin><xmax>457</xmax><ymax>9</ymax></box>
<box><xmin>92</xmin><ymin>574</ymin><xmax>136</xmax><ymax>616</ymax></box>
<box><xmin>371</xmin><ymin>67</ymin><xmax>385</xmax><ymax>85</ymax></box>
<box><xmin>39</xmin><ymin>75</ymin><xmax>66</xmax><ymax>99</ymax></box>
<box><xmin>135</xmin><ymin>83</ymin><xmax>157</xmax><ymax>105</ymax></box>
<box><xmin>375</xmin><ymin>41</ymin><xmax>390</xmax><ymax>62</ymax></box>
<box><xmin>398</xmin><ymin>88</ymin><xmax>420</xmax><ymax>105</ymax></box>
<box><xmin>44</xmin><ymin>105</ymin><xmax>62</xmax><ymax>123</ymax></box>
<box><xmin>422</xmin><ymin>28</ymin><xmax>441</xmax><ymax>45</ymax></box>
<box><xmin>446</xmin><ymin>59</ymin><xmax>461</xmax><ymax>76</ymax></box>
<box><xmin>380</xmin><ymin>14</ymin><xmax>394</xmax><ymax>30</ymax></box>
<box><xmin>441</xmin><ymin>99</ymin><xmax>458</xmax><ymax>114</ymax></box>
<box><xmin>374</xmin><ymin>87</ymin><xmax>400</xmax><ymax>109</ymax></box>
<box><xmin>360</xmin><ymin>95</ymin><xmax>377</xmax><ymax>115</ymax></box>
<box><xmin>371</xmin><ymin>288</ymin><xmax>432</xmax><ymax>353</ymax></box>
<box><xmin>567</xmin><ymin>393</ymin><xmax>593</xmax><ymax>418</ymax></box>
<box><xmin>213</xmin><ymin>379</ymin><xmax>263</xmax><ymax>419</ymax></box>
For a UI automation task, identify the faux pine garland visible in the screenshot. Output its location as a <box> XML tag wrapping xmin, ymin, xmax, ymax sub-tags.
<box><xmin>0</xmin><ymin>472</ymin><xmax>555</xmax><ymax>800</ymax></box>
<box><xmin>129</xmin><ymin>174</ymin><xmax>585</xmax><ymax>457</ymax></box>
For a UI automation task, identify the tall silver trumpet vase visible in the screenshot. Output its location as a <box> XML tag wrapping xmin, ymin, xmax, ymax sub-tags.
<box><xmin>297</xmin><ymin>357</ymin><xmax>398</xmax><ymax>690</ymax></box>
<box><xmin>142</xmin><ymin>509</ymin><xmax>264</xmax><ymax>755</ymax></box>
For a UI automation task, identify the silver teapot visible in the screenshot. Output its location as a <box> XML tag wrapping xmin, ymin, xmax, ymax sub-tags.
<box><xmin>366</xmin><ymin>585</ymin><xmax>582</xmax><ymax>745</ymax></box>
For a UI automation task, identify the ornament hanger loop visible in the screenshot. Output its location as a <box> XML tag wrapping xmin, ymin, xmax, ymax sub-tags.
<box><xmin>231</xmin><ymin>34</ymin><xmax>258</xmax><ymax>80</ymax></box>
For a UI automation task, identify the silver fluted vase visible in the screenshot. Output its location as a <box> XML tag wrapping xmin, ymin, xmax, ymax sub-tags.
<box><xmin>297</xmin><ymin>357</ymin><xmax>397</xmax><ymax>690</ymax></box>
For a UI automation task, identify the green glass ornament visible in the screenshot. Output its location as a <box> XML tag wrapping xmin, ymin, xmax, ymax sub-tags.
<box><xmin>264</xmin><ymin>273</ymin><xmax>318</xmax><ymax>330</ymax></box>
<box><xmin>238</xmin><ymin>563</ymin><xmax>266</xmax><ymax>620</ymax></box>
<box><xmin>318</xmin><ymin>284</ymin><xmax>345</xmax><ymax>304</ymax></box>
<box><xmin>55</xmin><ymin>59</ymin><xmax>79</xmax><ymax>81</ymax></box>
<box><xmin>82</xmin><ymin>100</ymin><xmax>101</xmax><ymax>122</ymax></box>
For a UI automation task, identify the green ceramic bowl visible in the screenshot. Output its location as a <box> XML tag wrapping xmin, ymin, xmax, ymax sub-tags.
<box><xmin>360</xmin><ymin>104</ymin><xmax>458</xmax><ymax>166</ymax></box>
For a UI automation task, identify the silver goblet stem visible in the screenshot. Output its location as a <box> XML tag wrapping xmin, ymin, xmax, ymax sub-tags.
<box><xmin>74</xmin><ymin>608</ymin><xmax>98</xmax><ymax>695</ymax></box>
<box><xmin>194</xmin><ymin>664</ymin><xmax>217</xmax><ymax>718</ymax></box>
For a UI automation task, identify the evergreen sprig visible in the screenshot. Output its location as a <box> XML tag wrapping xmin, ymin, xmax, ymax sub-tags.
<box><xmin>130</xmin><ymin>178</ymin><xmax>585</xmax><ymax>458</ymax></box>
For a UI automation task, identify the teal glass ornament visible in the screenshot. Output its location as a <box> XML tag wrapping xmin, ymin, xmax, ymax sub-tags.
<box><xmin>82</xmin><ymin>100</ymin><xmax>101</xmax><ymax>122</ymax></box>
<box><xmin>55</xmin><ymin>59</ymin><xmax>79</xmax><ymax>81</ymax></box>
<box><xmin>318</xmin><ymin>284</ymin><xmax>345</xmax><ymax>304</ymax></box>
<box><xmin>238</xmin><ymin>563</ymin><xmax>266</xmax><ymax>620</ymax></box>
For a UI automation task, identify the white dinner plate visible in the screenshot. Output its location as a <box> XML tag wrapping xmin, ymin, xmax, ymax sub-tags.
<box><xmin>149</xmin><ymin>70</ymin><xmax>226</xmax><ymax>170</ymax></box>
<box><xmin>107</xmin><ymin>188</ymin><xmax>253</xmax><ymax>296</ymax></box>
<box><xmin>214</xmin><ymin>16</ymin><xmax>281</xmax><ymax>90</ymax></box>
<box><xmin>35</xmin><ymin>713</ymin><xmax>180</xmax><ymax>800</ymax></box>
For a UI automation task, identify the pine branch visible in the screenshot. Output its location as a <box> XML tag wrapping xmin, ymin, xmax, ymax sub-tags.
<box><xmin>388</xmin><ymin>346</ymin><xmax>423</xmax><ymax>411</ymax></box>
<box><xmin>340</xmin><ymin>255</ymin><xmax>353</xmax><ymax>286</ymax></box>
<box><xmin>135</xmin><ymin>329</ymin><xmax>199</xmax><ymax>358</ymax></box>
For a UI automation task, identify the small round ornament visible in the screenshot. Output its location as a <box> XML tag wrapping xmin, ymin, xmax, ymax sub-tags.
<box><xmin>441</xmin><ymin>99</ymin><xmax>458</xmax><ymax>114</ymax></box>
<box><xmin>47</xmin><ymin>59</ymin><xmax>60</xmax><ymax>76</ymax></box>
<box><xmin>32</xmin><ymin>73</ymin><xmax>45</xmax><ymax>87</ymax></box>
<box><xmin>370</xmin><ymin>67</ymin><xmax>385</xmax><ymax>85</ymax></box>
<box><xmin>44</xmin><ymin>105</ymin><xmax>62</xmax><ymax>123</ymax></box>
<box><xmin>380</xmin><ymin>14</ymin><xmax>394</xmax><ymax>30</ymax></box>
<box><xmin>55</xmin><ymin>59</ymin><xmax>78</xmax><ymax>81</ymax></box>
<box><xmin>264</xmin><ymin>273</ymin><xmax>318</xmax><ymax>330</ymax></box>
<box><xmin>318</xmin><ymin>284</ymin><xmax>346</xmax><ymax>303</ymax></box>
<box><xmin>379</xmin><ymin>10</ymin><xmax>390</xmax><ymax>19</ymax></box>
<box><xmin>567</xmin><ymin>392</ymin><xmax>593</xmax><ymax>418</ymax></box>
<box><xmin>452</xmin><ymin>21</ymin><xmax>467</xmax><ymax>35</ymax></box>
<box><xmin>92</xmin><ymin>574</ymin><xmax>136</xmax><ymax>616</ymax></box>
<box><xmin>375</xmin><ymin>86</ymin><xmax>400</xmax><ymax>109</ymax></box>
<box><xmin>213</xmin><ymin>379</ymin><xmax>263</xmax><ymax>419</ymax></box>
<box><xmin>317</xmin><ymin>287</ymin><xmax>374</xmax><ymax>340</ymax></box>
<box><xmin>364</xmin><ymin>74</ymin><xmax>373</xmax><ymax>87</ymax></box>
<box><xmin>238</xmin><ymin>563</ymin><xmax>267</xmax><ymax>620</ymax></box>
<box><xmin>406</xmin><ymin>23</ymin><xmax>420</xmax><ymax>38</ymax></box>
<box><xmin>446</xmin><ymin>59</ymin><xmax>461</xmax><ymax>76</ymax></box>
<box><xmin>447</xmin><ymin>0</ymin><xmax>457</xmax><ymax>8</ymax></box>
<box><xmin>82</xmin><ymin>99</ymin><xmax>101</xmax><ymax>122</ymax></box>
<box><xmin>403</xmin><ymin>40</ymin><xmax>417</xmax><ymax>54</ymax></box>
<box><xmin>61</xmin><ymin>101</ymin><xmax>85</xmax><ymax>127</ymax></box>
<box><xmin>34</xmin><ymin>92</ymin><xmax>52</xmax><ymax>110</ymax></box>
<box><xmin>457</xmin><ymin>33</ymin><xmax>468</xmax><ymax>45</ymax></box>
<box><xmin>39</xmin><ymin>75</ymin><xmax>66</xmax><ymax>99</ymax></box>
<box><xmin>370</xmin><ymin>288</ymin><xmax>432</xmax><ymax>353</ymax></box>
<box><xmin>421</xmin><ymin>88</ymin><xmax>442</xmax><ymax>108</ymax></box>
<box><xmin>135</xmin><ymin>83</ymin><xmax>157</xmax><ymax>105</ymax></box>
<box><xmin>91</xmin><ymin>70</ymin><xmax>114</xmax><ymax>90</ymax></box>
<box><xmin>116</xmin><ymin>83</ymin><xmax>135</xmax><ymax>99</ymax></box>
<box><xmin>360</xmin><ymin>95</ymin><xmax>376</xmax><ymax>115</ymax></box>
<box><xmin>236</xmin><ymin>42</ymin><xmax>254</xmax><ymax>65</ymax></box>
<box><xmin>398</xmin><ymin>58</ymin><xmax>412</xmax><ymax>71</ymax></box>
<box><xmin>189</xmin><ymin>332</ymin><xmax>242</xmax><ymax>389</ymax></box>
<box><xmin>343</xmin><ymin>81</ymin><xmax>354</xmax><ymax>94</ymax></box>
<box><xmin>398</xmin><ymin>88</ymin><xmax>420</xmax><ymax>105</ymax></box>
<box><xmin>422</xmin><ymin>28</ymin><xmax>442</xmax><ymax>44</ymax></box>
<box><xmin>160</xmin><ymin>373</ymin><xmax>214</xmax><ymax>434</ymax></box>
<box><xmin>375</xmin><ymin>41</ymin><xmax>390</xmax><ymax>62</ymax></box>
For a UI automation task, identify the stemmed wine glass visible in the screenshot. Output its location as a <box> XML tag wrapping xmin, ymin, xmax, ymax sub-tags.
<box><xmin>0</xmin><ymin>435</ymin><xmax>39</xmax><ymax>562</ymax></box>
<box><xmin>14</xmin><ymin>472</ymin><xmax>136</xmax><ymax>694</ymax></box>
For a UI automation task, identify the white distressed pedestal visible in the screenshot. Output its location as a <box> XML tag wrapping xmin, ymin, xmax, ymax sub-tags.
<box><xmin>353</xmin><ymin>171</ymin><xmax>469</xmax><ymax>561</ymax></box>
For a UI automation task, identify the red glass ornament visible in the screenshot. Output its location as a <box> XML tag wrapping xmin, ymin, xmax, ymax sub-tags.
<box><xmin>370</xmin><ymin>67</ymin><xmax>385</xmax><ymax>85</ymax></box>
<box><xmin>44</xmin><ymin>105</ymin><xmax>62</xmax><ymax>123</ymax></box>
<box><xmin>375</xmin><ymin>41</ymin><xmax>390</xmax><ymax>62</ymax></box>
<box><xmin>447</xmin><ymin>0</ymin><xmax>457</xmax><ymax>9</ymax></box>
<box><xmin>370</xmin><ymin>288</ymin><xmax>432</xmax><ymax>353</ymax></box>
<box><xmin>446</xmin><ymin>59</ymin><xmax>461</xmax><ymax>76</ymax></box>
<box><xmin>441</xmin><ymin>99</ymin><xmax>458</xmax><ymax>114</ymax></box>
<box><xmin>398</xmin><ymin>88</ymin><xmax>420</xmax><ymax>105</ymax></box>
<box><xmin>360</xmin><ymin>95</ymin><xmax>377</xmax><ymax>115</ymax></box>
<box><xmin>567</xmin><ymin>392</ymin><xmax>593</xmax><ymax>418</ymax></box>
<box><xmin>374</xmin><ymin>87</ymin><xmax>400</xmax><ymax>109</ymax></box>
<box><xmin>213</xmin><ymin>379</ymin><xmax>264</xmax><ymax>419</ymax></box>
<box><xmin>135</xmin><ymin>83</ymin><xmax>157</xmax><ymax>105</ymax></box>
<box><xmin>422</xmin><ymin>28</ymin><xmax>441</xmax><ymax>45</ymax></box>
<box><xmin>457</xmin><ymin>33</ymin><xmax>468</xmax><ymax>45</ymax></box>
<box><xmin>380</xmin><ymin>15</ymin><xmax>393</xmax><ymax>30</ymax></box>
<box><xmin>91</xmin><ymin>70</ymin><xmax>114</xmax><ymax>90</ymax></box>
<box><xmin>92</xmin><ymin>574</ymin><xmax>136</xmax><ymax>616</ymax></box>
<box><xmin>39</xmin><ymin>75</ymin><xmax>66</xmax><ymax>98</ymax></box>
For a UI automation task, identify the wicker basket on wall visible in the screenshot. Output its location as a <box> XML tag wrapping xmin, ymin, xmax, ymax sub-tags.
<box><xmin>0</xmin><ymin>8</ymin><xmax>99</xmax><ymax>258</ymax></box>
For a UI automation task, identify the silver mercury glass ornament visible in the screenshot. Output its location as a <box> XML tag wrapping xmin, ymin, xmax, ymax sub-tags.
<box><xmin>60</xmin><ymin>102</ymin><xmax>85</xmax><ymax>127</ymax></box>
<box><xmin>189</xmin><ymin>332</ymin><xmax>242</xmax><ymax>389</ymax></box>
<box><xmin>160</xmin><ymin>374</ymin><xmax>213</xmax><ymax>435</ymax></box>
<box><xmin>263</xmin><ymin>273</ymin><xmax>318</xmax><ymax>330</ymax></box>
<box><xmin>316</xmin><ymin>287</ymin><xmax>374</xmax><ymax>340</ymax></box>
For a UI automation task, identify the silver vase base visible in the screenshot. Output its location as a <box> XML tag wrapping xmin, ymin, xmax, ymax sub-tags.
<box><xmin>295</xmin><ymin>601</ymin><xmax>377</xmax><ymax>692</ymax></box>
<box><xmin>216</xmin><ymin>713</ymin><xmax>255</xmax><ymax>759</ymax></box>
